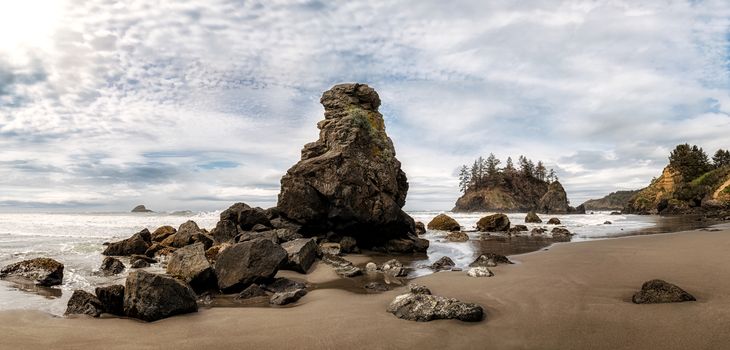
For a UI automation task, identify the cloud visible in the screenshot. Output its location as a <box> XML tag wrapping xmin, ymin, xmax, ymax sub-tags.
<box><xmin>0</xmin><ymin>0</ymin><xmax>728</xmax><ymax>211</ymax></box>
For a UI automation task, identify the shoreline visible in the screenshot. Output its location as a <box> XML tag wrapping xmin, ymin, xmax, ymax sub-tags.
<box><xmin>3</xmin><ymin>223</ymin><xmax>730</xmax><ymax>349</ymax></box>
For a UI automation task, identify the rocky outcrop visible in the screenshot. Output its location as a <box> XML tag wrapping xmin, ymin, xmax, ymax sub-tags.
<box><xmin>632</xmin><ymin>279</ymin><xmax>696</xmax><ymax>304</ymax></box>
<box><xmin>131</xmin><ymin>205</ymin><xmax>153</xmax><ymax>213</ymax></box>
<box><xmin>95</xmin><ymin>285</ymin><xmax>124</xmax><ymax>316</ymax></box>
<box><xmin>276</xmin><ymin>83</ymin><xmax>426</xmax><ymax>252</ymax></box>
<box><xmin>103</xmin><ymin>229</ymin><xmax>152</xmax><ymax>256</ymax></box>
<box><xmin>538</xmin><ymin>181</ymin><xmax>570</xmax><ymax>214</ymax></box>
<box><xmin>386</xmin><ymin>284</ymin><xmax>484</xmax><ymax>322</ymax></box>
<box><xmin>214</xmin><ymin>239</ymin><xmax>287</xmax><ymax>293</ymax></box>
<box><xmin>427</xmin><ymin>214</ymin><xmax>460</xmax><ymax>231</ymax></box>
<box><xmin>65</xmin><ymin>290</ymin><xmax>104</xmax><ymax>317</ymax></box>
<box><xmin>123</xmin><ymin>271</ymin><xmax>198</xmax><ymax>322</ymax></box>
<box><xmin>99</xmin><ymin>257</ymin><xmax>125</xmax><ymax>276</ymax></box>
<box><xmin>281</xmin><ymin>238</ymin><xmax>319</xmax><ymax>274</ymax></box>
<box><xmin>166</xmin><ymin>242</ymin><xmax>216</xmax><ymax>293</ymax></box>
<box><xmin>476</xmin><ymin>214</ymin><xmax>510</xmax><ymax>232</ymax></box>
<box><xmin>0</xmin><ymin>258</ymin><xmax>64</xmax><ymax>286</ymax></box>
<box><xmin>525</xmin><ymin>211</ymin><xmax>542</xmax><ymax>223</ymax></box>
<box><xmin>581</xmin><ymin>190</ymin><xmax>642</xmax><ymax>211</ymax></box>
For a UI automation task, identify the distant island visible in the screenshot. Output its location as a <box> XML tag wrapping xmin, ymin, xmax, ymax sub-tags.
<box><xmin>453</xmin><ymin>154</ymin><xmax>583</xmax><ymax>213</ymax></box>
<box><xmin>131</xmin><ymin>205</ymin><xmax>153</xmax><ymax>213</ymax></box>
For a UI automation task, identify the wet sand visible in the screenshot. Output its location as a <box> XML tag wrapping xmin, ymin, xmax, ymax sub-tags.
<box><xmin>3</xmin><ymin>224</ymin><xmax>730</xmax><ymax>349</ymax></box>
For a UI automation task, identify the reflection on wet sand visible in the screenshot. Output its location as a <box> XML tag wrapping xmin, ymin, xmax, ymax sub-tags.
<box><xmin>3</xmin><ymin>277</ymin><xmax>63</xmax><ymax>299</ymax></box>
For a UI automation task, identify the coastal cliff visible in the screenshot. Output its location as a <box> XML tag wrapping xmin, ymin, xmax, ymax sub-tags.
<box><xmin>581</xmin><ymin>190</ymin><xmax>641</xmax><ymax>211</ymax></box>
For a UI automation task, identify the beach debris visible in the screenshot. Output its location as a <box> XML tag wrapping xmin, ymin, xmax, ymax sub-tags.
<box><xmin>0</xmin><ymin>257</ymin><xmax>64</xmax><ymax>286</ymax></box>
<box><xmin>166</xmin><ymin>242</ymin><xmax>216</xmax><ymax>293</ymax></box>
<box><xmin>95</xmin><ymin>285</ymin><xmax>124</xmax><ymax>316</ymax></box>
<box><xmin>469</xmin><ymin>253</ymin><xmax>513</xmax><ymax>267</ymax></box>
<box><xmin>382</xmin><ymin>259</ymin><xmax>409</xmax><ymax>277</ymax></box>
<box><xmin>364</xmin><ymin>282</ymin><xmax>391</xmax><ymax>292</ymax></box>
<box><xmin>124</xmin><ymin>271</ymin><xmax>198</xmax><ymax>322</ymax></box>
<box><xmin>547</xmin><ymin>218</ymin><xmax>561</xmax><ymax>225</ymax></box>
<box><xmin>103</xmin><ymin>228</ymin><xmax>151</xmax><ymax>256</ymax></box>
<box><xmin>387</xmin><ymin>284</ymin><xmax>484</xmax><ymax>322</ymax></box>
<box><xmin>151</xmin><ymin>225</ymin><xmax>176</xmax><ymax>242</ymax></box>
<box><xmin>215</xmin><ymin>238</ymin><xmax>287</xmax><ymax>293</ymax></box>
<box><xmin>415</xmin><ymin>221</ymin><xmax>426</xmax><ymax>235</ymax></box>
<box><xmin>276</xmin><ymin>83</ymin><xmax>427</xmax><ymax>253</ymax></box>
<box><xmin>632</xmin><ymin>279</ymin><xmax>696</xmax><ymax>304</ymax></box>
<box><xmin>281</xmin><ymin>238</ymin><xmax>319</xmax><ymax>274</ymax></box>
<box><xmin>476</xmin><ymin>214</ymin><xmax>510</xmax><ymax>232</ymax></box>
<box><xmin>235</xmin><ymin>284</ymin><xmax>270</xmax><ymax>301</ymax></box>
<box><xmin>427</xmin><ymin>214</ymin><xmax>461</xmax><ymax>231</ymax></box>
<box><xmin>99</xmin><ymin>256</ymin><xmax>125</xmax><ymax>276</ymax></box>
<box><xmin>551</xmin><ymin>227</ymin><xmax>573</xmax><ymax>239</ymax></box>
<box><xmin>525</xmin><ymin>211</ymin><xmax>542</xmax><ymax>223</ymax></box>
<box><xmin>65</xmin><ymin>290</ymin><xmax>104</xmax><ymax>317</ymax></box>
<box><xmin>467</xmin><ymin>267</ymin><xmax>494</xmax><ymax>278</ymax></box>
<box><xmin>446</xmin><ymin>231</ymin><xmax>469</xmax><ymax>242</ymax></box>
<box><xmin>430</xmin><ymin>256</ymin><xmax>456</xmax><ymax>271</ymax></box>
<box><xmin>322</xmin><ymin>254</ymin><xmax>363</xmax><ymax>278</ymax></box>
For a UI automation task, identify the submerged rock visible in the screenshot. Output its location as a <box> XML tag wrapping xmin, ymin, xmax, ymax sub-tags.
<box><xmin>281</xmin><ymin>238</ymin><xmax>319</xmax><ymax>274</ymax></box>
<box><xmin>525</xmin><ymin>211</ymin><xmax>542</xmax><ymax>223</ymax></box>
<box><xmin>364</xmin><ymin>282</ymin><xmax>391</xmax><ymax>292</ymax></box>
<box><xmin>103</xmin><ymin>229</ymin><xmax>151</xmax><ymax>256</ymax></box>
<box><xmin>467</xmin><ymin>266</ymin><xmax>494</xmax><ymax>277</ymax></box>
<box><xmin>215</xmin><ymin>239</ymin><xmax>287</xmax><ymax>293</ymax></box>
<box><xmin>277</xmin><ymin>83</ymin><xmax>425</xmax><ymax>252</ymax></box>
<box><xmin>547</xmin><ymin>218</ymin><xmax>561</xmax><ymax>225</ymax></box>
<box><xmin>99</xmin><ymin>257</ymin><xmax>125</xmax><ymax>276</ymax></box>
<box><xmin>469</xmin><ymin>253</ymin><xmax>513</xmax><ymax>267</ymax></box>
<box><xmin>166</xmin><ymin>242</ymin><xmax>216</xmax><ymax>293</ymax></box>
<box><xmin>95</xmin><ymin>285</ymin><xmax>124</xmax><ymax>316</ymax></box>
<box><xmin>551</xmin><ymin>227</ymin><xmax>572</xmax><ymax>239</ymax></box>
<box><xmin>427</xmin><ymin>214</ymin><xmax>461</xmax><ymax>231</ymax></box>
<box><xmin>123</xmin><ymin>271</ymin><xmax>198</xmax><ymax>322</ymax></box>
<box><xmin>65</xmin><ymin>290</ymin><xmax>104</xmax><ymax>317</ymax></box>
<box><xmin>0</xmin><ymin>257</ymin><xmax>64</xmax><ymax>286</ymax></box>
<box><xmin>386</xmin><ymin>284</ymin><xmax>484</xmax><ymax>322</ymax></box>
<box><xmin>632</xmin><ymin>279</ymin><xmax>696</xmax><ymax>304</ymax></box>
<box><xmin>476</xmin><ymin>214</ymin><xmax>510</xmax><ymax>232</ymax></box>
<box><xmin>604</xmin><ymin>221</ymin><xmax>612</xmax><ymax>225</ymax></box>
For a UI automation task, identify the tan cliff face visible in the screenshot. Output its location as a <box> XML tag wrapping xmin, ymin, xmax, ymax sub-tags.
<box><xmin>626</xmin><ymin>166</ymin><xmax>682</xmax><ymax>214</ymax></box>
<box><xmin>712</xmin><ymin>177</ymin><xmax>730</xmax><ymax>201</ymax></box>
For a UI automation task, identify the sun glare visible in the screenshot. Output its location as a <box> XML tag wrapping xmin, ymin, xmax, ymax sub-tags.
<box><xmin>0</xmin><ymin>0</ymin><xmax>63</xmax><ymax>58</ymax></box>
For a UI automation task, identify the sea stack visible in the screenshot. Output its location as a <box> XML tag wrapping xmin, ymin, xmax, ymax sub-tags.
<box><xmin>277</xmin><ymin>83</ymin><xmax>426</xmax><ymax>252</ymax></box>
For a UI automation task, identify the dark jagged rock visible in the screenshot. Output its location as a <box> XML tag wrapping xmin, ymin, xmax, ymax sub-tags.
<box><xmin>322</xmin><ymin>254</ymin><xmax>363</xmax><ymax>277</ymax></box>
<box><xmin>319</xmin><ymin>242</ymin><xmax>341</xmax><ymax>256</ymax></box>
<box><xmin>0</xmin><ymin>258</ymin><xmax>64</xmax><ymax>286</ymax></box>
<box><xmin>151</xmin><ymin>226</ymin><xmax>176</xmax><ymax>242</ymax></box>
<box><xmin>262</xmin><ymin>277</ymin><xmax>308</xmax><ymax>294</ymax></box>
<box><xmin>236</xmin><ymin>230</ymin><xmax>279</xmax><ymax>244</ymax></box>
<box><xmin>511</xmin><ymin>224</ymin><xmax>528</xmax><ymax>232</ymax></box>
<box><xmin>220</xmin><ymin>202</ymin><xmax>271</xmax><ymax>231</ymax></box>
<box><xmin>95</xmin><ymin>285</ymin><xmax>124</xmax><ymax>316</ymax></box>
<box><xmin>446</xmin><ymin>231</ymin><xmax>469</xmax><ymax>242</ymax></box>
<box><xmin>171</xmin><ymin>221</ymin><xmax>213</xmax><ymax>249</ymax></box>
<box><xmin>387</xmin><ymin>284</ymin><xmax>484</xmax><ymax>322</ymax></box>
<box><xmin>415</xmin><ymin>221</ymin><xmax>426</xmax><ymax>235</ymax></box>
<box><xmin>538</xmin><ymin>181</ymin><xmax>570</xmax><ymax>214</ymax></box>
<box><xmin>235</xmin><ymin>284</ymin><xmax>270</xmax><ymax>301</ymax></box>
<box><xmin>551</xmin><ymin>227</ymin><xmax>573</xmax><ymax>239</ymax></box>
<box><xmin>65</xmin><ymin>290</ymin><xmax>104</xmax><ymax>317</ymax></box>
<box><xmin>166</xmin><ymin>242</ymin><xmax>216</xmax><ymax>293</ymax></box>
<box><xmin>525</xmin><ymin>211</ymin><xmax>542</xmax><ymax>223</ymax></box>
<box><xmin>123</xmin><ymin>271</ymin><xmax>198</xmax><ymax>322</ymax></box>
<box><xmin>276</xmin><ymin>83</ymin><xmax>425</xmax><ymax>253</ymax></box>
<box><xmin>469</xmin><ymin>253</ymin><xmax>513</xmax><ymax>267</ymax></box>
<box><xmin>211</xmin><ymin>220</ymin><xmax>238</xmax><ymax>244</ymax></box>
<box><xmin>632</xmin><ymin>279</ymin><xmax>696</xmax><ymax>304</ymax></box>
<box><xmin>131</xmin><ymin>205</ymin><xmax>153</xmax><ymax>213</ymax></box>
<box><xmin>547</xmin><ymin>218</ymin><xmax>561</xmax><ymax>225</ymax></box>
<box><xmin>270</xmin><ymin>289</ymin><xmax>307</xmax><ymax>306</ymax></box>
<box><xmin>103</xmin><ymin>229</ymin><xmax>151</xmax><ymax>256</ymax></box>
<box><xmin>572</xmin><ymin>204</ymin><xmax>586</xmax><ymax>214</ymax></box>
<box><xmin>99</xmin><ymin>257</ymin><xmax>125</xmax><ymax>276</ymax></box>
<box><xmin>430</xmin><ymin>256</ymin><xmax>456</xmax><ymax>271</ymax></box>
<box><xmin>281</xmin><ymin>238</ymin><xmax>319</xmax><ymax>274</ymax></box>
<box><xmin>215</xmin><ymin>239</ymin><xmax>287</xmax><ymax>293</ymax></box>
<box><xmin>130</xmin><ymin>258</ymin><xmax>150</xmax><ymax>269</ymax></box>
<box><xmin>427</xmin><ymin>214</ymin><xmax>460</xmax><ymax>231</ymax></box>
<box><xmin>476</xmin><ymin>214</ymin><xmax>510</xmax><ymax>232</ymax></box>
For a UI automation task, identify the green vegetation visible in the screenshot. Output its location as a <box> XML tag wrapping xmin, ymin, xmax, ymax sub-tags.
<box><xmin>677</xmin><ymin>166</ymin><xmax>730</xmax><ymax>201</ymax></box>
<box><xmin>458</xmin><ymin>154</ymin><xmax>555</xmax><ymax>193</ymax></box>
<box><xmin>668</xmin><ymin>143</ymin><xmax>711</xmax><ymax>182</ymax></box>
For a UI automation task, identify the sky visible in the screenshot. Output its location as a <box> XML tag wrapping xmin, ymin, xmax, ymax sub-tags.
<box><xmin>0</xmin><ymin>0</ymin><xmax>728</xmax><ymax>212</ymax></box>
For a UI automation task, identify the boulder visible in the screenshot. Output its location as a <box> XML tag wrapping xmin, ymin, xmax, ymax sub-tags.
<box><xmin>446</xmin><ymin>231</ymin><xmax>469</xmax><ymax>242</ymax></box>
<box><xmin>547</xmin><ymin>218</ymin><xmax>561</xmax><ymax>225</ymax></box>
<box><xmin>237</xmin><ymin>230</ymin><xmax>279</xmax><ymax>244</ymax></box>
<box><xmin>95</xmin><ymin>285</ymin><xmax>125</xmax><ymax>316</ymax></box>
<box><xmin>525</xmin><ymin>211</ymin><xmax>542</xmax><ymax>223</ymax></box>
<box><xmin>531</xmin><ymin>227</ymin><xmax>547</xmax><ymax>236</ymax></box>
<box><xmin>386</xmin><ymin>284</ymin><xmax>484</xmax><ymax>322</ymax></box>
<box><xmin>251</xmin><ymin>224</ymin><xmax>269</xmax><ymax>232</ymax></box>
<box><xmin>430</xmin><ymin>256</ymin><xmax>456</xmax><ymax>271</ymax></box>
<box><xmin>211</xmin><ymin>220</ymin><xmax>238</xmax><ymax>244</ymax></box>
<box><xmin>538</xmin><ymin>181</ymin><xmax>570</xmax><ymax>214</ymax></box>
<box><xmin>103</xmin><ymin>229</ymin><xmax>152</xmax><ymax>256</ymax></box>
<box><xmin>277</xmin><ymin>83</ymin><xmax>424</xmax><ymax>252</ymax></box>
<box><xmin>281</xmin><ymin>238</ymin><xmax>319</xmax><ymax>274</ymax></box>
<box><xmin>415</xmin><ymin>221</ymin><xmax>426</xmax><ymax>235</ymax></box>
<box><xmin>476</xmin><ymin>214</ymin><xmax>510</xmax><ymax>232</ymax></box>
<box><xmin>384</xmin><ymin>236</ymin><xmax>429</xmax><ymax>253</ymax></box>
<box><xmin>467</xmin><ymin>267</ymin><xmax>494</xmax><ymax>278</ymax></box>
<box><xmin>235</xmin><ymin>284</ymin><xmax>270</xmax><ymax>301</ymax></box>
<box><xmin>469</xmin><ymin>253</ymin><xmax>513</xmax><ymax>267</ymax></box>
<box><xmin>130</xmin><ymin>259</ymin><xmax>150</xmax><ymax>269</ymax></box>
<box><xmin>65</xmin><ymin>290</ymin><xmax>104</xmax><ymax>317</ymax></box>
<box><xmin>219</xmin><ymin>202</ymin><xmax>271</xmax><ymax>231</ymax></box>
<box><xmin>214</xmin><ymin>239</ymin><xmax>287</xmax><ymax>293</ymax></box>
<box><xmin>322</xmin><ymin>254</ymin><xmax>363</xmax><ymax>277</ymax></box>
<box><xmin>0</xmin><ymin>258</ymin><xmax>64</xmax><ymax>286</ymax></box>
<box><xmin>381</xmin><ymin>259</ymin><xmax>409</xmax><ymax>277</ymax></box>
<box><xmin>632</xmin><ymin>279</ymin><xmax>696</xmax><ymax>304</ymax></box>
<box><xmin>123</xmin><ymin>271</ymin><xmax>198</xmax><ymax>322</ymax></box>
<box><xmin>551</xmin><ymin>227</ymin><xmax>572</xmax><ymax>239</ymax></box>
<box><xmin>427</xmin><ymin>214</ymin><xmax>461</xmax><ymax>231</ymax></box>
<box><xmin>171</xmin><ymin>221</ymin><xmax>212</xmax><ymax>248</ymax></box>
<box><xmin>151</xmin><ymin>226</ymin><xmax>176</xmax><ymax>242</ymax></box>
<box><xmin>166</xmin><ymin>242</ymin><xmax>216</xmax><ymax>293</ymax></box>
<box><xmin>99</xmin><ymin>257</ymin><xmax>125</xmax><ymax>276</ymax></box>
<box><xmin>131</xmin><ymin>205</ymin><xmax>153</xmax><ymax>213</ymax></box>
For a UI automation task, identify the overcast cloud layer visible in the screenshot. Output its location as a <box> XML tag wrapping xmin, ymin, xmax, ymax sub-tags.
<box><xmin>0</xmin><ymin>0</ymin><xmax>728</xmax><ymax>212</ymax></box>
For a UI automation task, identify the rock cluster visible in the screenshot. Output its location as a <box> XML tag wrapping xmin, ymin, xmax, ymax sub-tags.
<box><xmin>387</xmin><ymin>284</ymin><xmax>484</xmax><ymax>322</ymax></box>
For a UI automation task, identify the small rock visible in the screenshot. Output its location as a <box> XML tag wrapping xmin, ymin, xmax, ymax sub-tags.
<box><xmin>251</xmin><ymin>224</ymin><xmax>270</xmax><ymax>232</ymax></box>
<box><xmin>427</xmin><ymin>214</ymin><xmax>461</xmax><ymax>231</ymax></box>
<box><xmin>270</xmin><ymin>289</ymin><xmax>307</xmax><ymax>306</ymax></box>
<box><xmin>65</xmin><ymin>290</ymin><xmax>104</xmax><ymax>317</ymax></box>
<box><xmin>469</xmin><ymin>253</ymin><xmax>513</xmax><ymax>267</ymax></box>
<box><xmin>364</xmin><ymin>282</ymin><xmax>391</xmax><ymax>292</ymax></box>
<box><xmin>610</xmin><ymin>211</ymin><xmax>622</xmax><ymax>215</ymax></box>
<box><xmin>632</xmin><ymin>279</ymin><xmax>696</xmax><ymax>304</ymax></box>
<box><xmin>415</xmin><ymin>221</ymin><xmax>426</xmax><ymax>235</ymax></box>
<box><xmin>525</xmin><ymin>211</ymin><xmax>542</xmax><ymax>223</ymax></box>
<box><xmin>339</xmin><ymin>236</ymin><xmax>358</xmax><ymax>253</ymax></box>
<box><xmin>446</xmin><ymin>231</ymin><xmax>469</xmax><ymax>242</ymax></box>
<box><xmin>319</xmin><ymin>242</ymin><xmax>341</xmax><ymax>256</ymax></box>
<box><xmin>103</xmin><ymin>229</ymin><xmax>152</xmax><ymax>256</ymax></box>
<box><xmin>386</xmin><ymin>284</ymin><xmax>484</xmax><ymax>322</ymax></box>
<box><xmin>0</xmin><ymin>257</ymin><xmax>64</xmax><ymax>286</ymax></box>
<box><xmin>281</xmin><ymin>238</ymin><xmax>319</xmax><ymax>274</ymax></box>
<box><xmin>430</xmin><ymin>256</ymin><xmax>456</xmax><ymax>271</ymax></box>
<box><xmin>551</xmin><ymin>227</ymin><xmax>572</xmax><ymax>239</ymax></box>
<box><xmin>130</xmin><ymin>259</ymin><xmax>150</xmax><ymax>269</ymax></box>
<box><xmin>322</xmin><ymin>254</ymin><xmax>363</xmax><ymax>277</ymax></box>
<box><xmin>530</xmin><ymin>228</ymin><xmax>547</xmax><ymax>236</ymax></box>
<box><xmin>95</xmin><ymin>285</ymin><xmax>124</xmax><ymax>316</ymax></box>
<box><xmin>99</xmin><ymin>257</ymin><xmax>125</xmax><ymax>276</ymax></box>
<box><xmin>604</xmin><ymin>221</ymin><xmax>612</xmax><ymax>224</ymax></box>
<box><xmin>262</xmin><ymin>277</ymin><xmax>308</xmax><ymax>294</ymax></box>
<box><xmin>547</xmin><ymin>218</ymin><xmax>561</xmax><ymax>225</ymax></box>
<box><xmin>476</xmin><ymin>214</ymin><xmax>510</xmax><ymax>232</ymax></box>
<box><xmin>365</xmin><ymin>262</ymin><xmax>378</xmax><ymax>272</ymax></box>
<box><xmin>382</xmin><ymin>259</ymin><xmax>409</xmax><ymax>277</ymax></box>
<box><xmin>235</xmin><ymin>284</ymin><xmax>270</xmax><ymax>301</ymax></box>
<box><xmin>467</xmin><ymin>267</ymin><xmax>494</xmax><ymax>278</ymax></box>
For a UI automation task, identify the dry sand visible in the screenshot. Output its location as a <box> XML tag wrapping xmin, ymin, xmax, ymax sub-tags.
<box><xmin>3</xmin><ymin>224</ymin><xmax>730</xmax><ymax>350</ymax></box>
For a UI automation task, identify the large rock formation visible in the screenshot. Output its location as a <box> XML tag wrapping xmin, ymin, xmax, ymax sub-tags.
<box><xmin>277</xmin><ymin>83</ymin><xmax>426</xmax><ymax>252</ymax></box>
<box><xmin>537</xmin><ymin>181</ymin><xmax>570</xmax><ymax>214</ymax></box>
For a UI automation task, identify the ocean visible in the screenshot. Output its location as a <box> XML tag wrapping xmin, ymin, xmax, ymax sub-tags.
<box><xmin>0</xmin><ymin>210</ymin><xmax>709</xmax><ymax>315</ymax></box>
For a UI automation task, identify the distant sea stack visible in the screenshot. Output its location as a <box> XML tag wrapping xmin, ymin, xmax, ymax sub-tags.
<box><xmin>277</xmin><ymin>83</ymin><xmax>426</xmax><ymax>252</ymax></box>
<box><xmin>131</xmin><ymin>205</ymin><xmax>153</xmax><ymax>213</ymax></box>
<box><xmin>453</xmin><ymin>154</ymin><xmax>579</xmax><ymax>213</ymax></box>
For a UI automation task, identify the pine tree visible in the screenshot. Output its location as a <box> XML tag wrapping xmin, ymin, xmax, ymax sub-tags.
<box><xmin>505</xmin><ymin>157</ymin><xmax>515</xmax><ymax>174</ymax></box>
<box><xmin>712</xmin><ymin>149</ymin><xmax>730</xmax><ymax>168</ymax></box>
<box><xmin>458</xmin><ymin>165</ymin><xmax>471</xmax><ymax>193</ymax></box>
<box><xmin>668</xmin><ymin>144</ymin><xmax>711</xmax><ymax>181</ymax></box>
<box><xmin>535</xmin><ymin>161</ymin><xmax>547</xmax><ymax>181</ymax></box>
<box><xmin>547</xmin><ymin>169</ymin><xmax>556</xmax><ymax>183</ymax></box>
<box><xmin>485</xmin><ymin>153</ymin><xmax>501</xmax><ymax>186</ymax></box>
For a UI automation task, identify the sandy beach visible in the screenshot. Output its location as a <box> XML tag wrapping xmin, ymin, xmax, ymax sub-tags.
<box><xmin>3</xmin><ymin>224</ymin><xmax>730</xmax><ymax>350</ymax></box>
